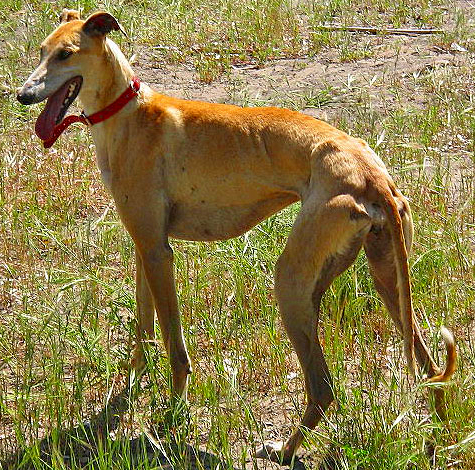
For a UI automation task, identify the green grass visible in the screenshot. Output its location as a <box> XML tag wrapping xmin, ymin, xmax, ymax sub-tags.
<box><xmin>1</xmin><ymin>0</ymin><xmax>475</xmax><ymax>469</ymax></box>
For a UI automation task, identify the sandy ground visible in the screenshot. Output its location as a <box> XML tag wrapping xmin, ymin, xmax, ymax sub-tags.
<box><xmin>133</xmin><ymin>31</ymin><xmax>469</xmax><ymax>123</ymax></box>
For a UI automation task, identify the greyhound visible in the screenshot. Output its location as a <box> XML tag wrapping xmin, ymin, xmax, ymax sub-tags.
<box><xmin>17</xmin><ymin>10</ymin><xmax>456</xmax><ymax>464</ymax></box>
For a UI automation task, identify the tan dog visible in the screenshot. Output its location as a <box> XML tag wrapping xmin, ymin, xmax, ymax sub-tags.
<box><xmin>17</xmin><ymin>10</ymin><xmax>456</xmax><ymax>464</ymax></box>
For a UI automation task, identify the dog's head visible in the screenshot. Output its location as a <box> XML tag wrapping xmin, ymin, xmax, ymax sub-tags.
<box><xmin>16</xmin><ymin>10</ymin><xmax>126</xmax><ymax>141</ymax></box>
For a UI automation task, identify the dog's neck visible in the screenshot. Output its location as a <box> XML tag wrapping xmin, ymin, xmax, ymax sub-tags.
<box><xmin>79</xmin><ymin>38</ymin><xmax>137</xmax><ymax>117</ymax></box>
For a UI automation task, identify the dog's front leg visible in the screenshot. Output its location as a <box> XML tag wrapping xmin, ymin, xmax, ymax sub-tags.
<box><xmin>115</xmin><ymin>194</ymin><xmax>191</xmax><ymax>398</ymax></box>
<box><xmin>130</xmin><ymin>250</ymin><xmax>156</xmax><ymax>372</ymax></box>
<box><xmin>137</xmin><ymin>242</ymin><xmax>191</xmax><ymax>398</ymax></box>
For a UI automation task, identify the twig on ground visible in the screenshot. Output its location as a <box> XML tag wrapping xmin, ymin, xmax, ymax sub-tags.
<box><xmin>312</xmin><ymin>24</ymin><xmax>445</xmax><ymax>35</ymax></box>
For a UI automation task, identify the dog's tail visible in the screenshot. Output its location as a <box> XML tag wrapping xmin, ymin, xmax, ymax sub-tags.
<box><xmin>377</xmin><ymin>183</ymin><xmax>417</xmax><ymax>376</ymax></box>
<box><xmin>426</xmin><ymin>326</ymin><xmax>457</xmax><ymax>383</ymax></box>
<box><xmin>376</xmin><ymin>182</ymin><xmax>456</xmax><ymax>381</ymax></box>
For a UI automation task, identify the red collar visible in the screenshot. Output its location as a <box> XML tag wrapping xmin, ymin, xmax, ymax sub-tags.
<box><xmin>42</xmin><ymin>76</ymin><xmax>140</xmax><ymax>149</ymax></box>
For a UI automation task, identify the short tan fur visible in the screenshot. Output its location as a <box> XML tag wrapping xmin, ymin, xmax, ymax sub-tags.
<box><xmin>17</xmin><ymin>10</ymin><xmax>456</xmax><ymax>464</ymax></box>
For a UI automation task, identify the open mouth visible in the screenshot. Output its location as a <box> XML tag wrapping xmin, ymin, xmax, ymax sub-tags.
<box><xmin>35</xmin><ymin>76</ymin><xmax>83</xmax><ymax>141</ymax></box>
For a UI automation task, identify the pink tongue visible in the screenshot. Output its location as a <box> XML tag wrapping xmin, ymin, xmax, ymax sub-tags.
<box><xmin>35</xmin><ymin>81</ymin><xmax>71</xmax><ymax>141</ymax></box>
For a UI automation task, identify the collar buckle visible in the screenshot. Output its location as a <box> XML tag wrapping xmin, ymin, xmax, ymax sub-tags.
<box><xmin>80</xmin><ymin>111</ymin><xmax>93</xmax><ymax>126</ymax></box>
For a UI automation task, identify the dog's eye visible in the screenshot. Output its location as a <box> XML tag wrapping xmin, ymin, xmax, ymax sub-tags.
<box><xmin>57</xmin><ymin>49</ymin><xmax>73</xmax><ymax>61</ymax></box>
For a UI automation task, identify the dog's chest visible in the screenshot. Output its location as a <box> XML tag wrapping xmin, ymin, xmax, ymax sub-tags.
<box><xmin>94</xmin><ymin>147</ymin><xmax>112</xmax><ymax>192</ymax></box>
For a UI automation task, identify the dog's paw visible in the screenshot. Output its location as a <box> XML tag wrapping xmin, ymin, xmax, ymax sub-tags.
<box><xmin>131</xmin><ymin>351</ymin><xmax>146</xmax><ymax>370</ymax></box>
<box><xmin>255</xmin><ymin>442</ymin><xmax>292</xmax><ymax>465</ymax></box>
<box><xmin>119</xmin><ymin>347</ymin><xmax>146</xmax><ymax>373</ymax></box>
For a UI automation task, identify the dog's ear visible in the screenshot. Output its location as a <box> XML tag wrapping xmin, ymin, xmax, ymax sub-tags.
<box><xmin>59</xmin><ymin>9</ymin><xmax>80</xmax><ymax>23</ymax></box>
<box><xmin>83</xmin><ymin>12</ymin><xmax>127</xmax><ymax>38</ymax></box>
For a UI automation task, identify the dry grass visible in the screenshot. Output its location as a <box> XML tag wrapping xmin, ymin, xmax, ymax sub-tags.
<box><xmin>0</xmin><ymin>1</ymin><xmax>474</xmax><ymax>469</ymax></box>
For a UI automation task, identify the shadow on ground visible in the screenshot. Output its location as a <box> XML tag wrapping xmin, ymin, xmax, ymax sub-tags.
<box><xmin>0</xmin><ymin>384</ymin><xmax>319</xmax><ymax>470</ymax></box>
<box><xmin>0</xmin><ymin>386</ymin><xmax>233</xmax><ymax>470</ymax></box>
<box><xmin>1</xmin><ymin>433</ymin><xmax>228</xmax><ymax>469</ymax></box>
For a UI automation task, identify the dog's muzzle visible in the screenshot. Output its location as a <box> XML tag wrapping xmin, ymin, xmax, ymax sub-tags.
<box><xmin>16</xmin><ymin>87</ymin><xmax>38</xmax><ymax>105</ymax></box>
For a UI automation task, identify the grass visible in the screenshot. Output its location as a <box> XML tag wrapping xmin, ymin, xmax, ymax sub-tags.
<box><xmin>1</xmin><ymin>0</ymin><xmax>475</xmax><ymax>469</ymax></box>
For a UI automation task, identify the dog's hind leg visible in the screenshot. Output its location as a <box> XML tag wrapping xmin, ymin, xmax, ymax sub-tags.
<box><xmin>256</xmin><ymin>193</ymin><xmax>372</xmax><ymax>464</ymax></box>
<box><xmin>363</xmin><ymin>197</ymin><xmax>448</xmax><ymax>416</ymax></box>
<box><xmin>363</xmin><ymin>198</ymin><xmax>441</xmax><ymax>375</ymax></box>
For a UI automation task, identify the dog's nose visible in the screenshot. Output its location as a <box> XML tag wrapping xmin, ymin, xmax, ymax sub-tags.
<box><xmin>16</xmin><ymin>87</ymin><xmax>36</xmax><ymax>105</ymax></box>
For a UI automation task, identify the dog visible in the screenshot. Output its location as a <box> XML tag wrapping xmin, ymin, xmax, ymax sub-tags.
<box><xmin>17</xmin><ymin>10</ymin><xmax>456</xmax><ymax>464</ymax></box>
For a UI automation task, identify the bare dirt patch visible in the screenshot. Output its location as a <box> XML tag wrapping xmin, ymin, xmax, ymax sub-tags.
<box><xmin>133</xmin><ymin>32</ymin><xmax>471</xmax><ymax>123</ymax></box>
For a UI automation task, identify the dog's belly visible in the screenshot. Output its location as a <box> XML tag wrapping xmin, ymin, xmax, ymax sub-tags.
<box><xmin>168</xmin><ymin>192</ymin><xmax>299</xmax><ymax>241</ymax></box>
